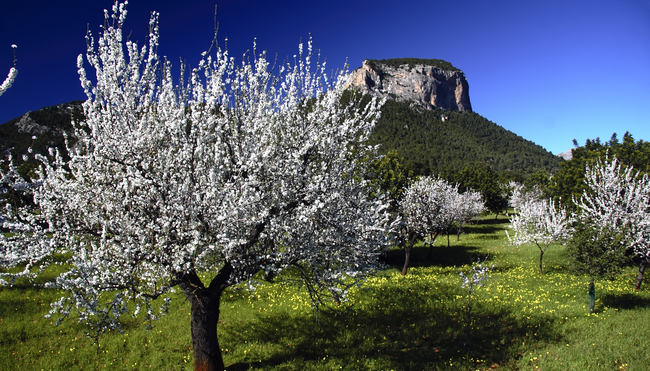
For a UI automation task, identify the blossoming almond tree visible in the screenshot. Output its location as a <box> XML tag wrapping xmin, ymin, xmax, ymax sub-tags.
<box><xmin>0</xmin><ymin>2</ymin><xmax>391</xmax><ymax>370</ymax></box>
<box><xmin>428</xmin><ymin>188</ymin><xmax>485</xmax><ymax>249</ymax></box>
<box><xmin>399</xmin><ymin>177</ymin><xmax>447</xmax><ymax>275</ymax></box>
<box><xmin>452</xmin><ymin>189</ymin><xmax>485</xmax><ymax>242</ymax></box>
<box><xmin>507</xmin><ymin>198</ymin><xmax>572</xmax><ymax>274</ymax></box>
<box><xmin>399</xmin><ymin>176</ymin><xmax>482</xmax><ymax>273</ymax></box>
<box><xmin>459</xmin><ymin>258</ymin><xmax>493</xmax><ymax>349</ymax></box>
<box><xmin>576</xmin><ymin>157</ymin><xmax>650</xmax><ymax>289</ymax></box>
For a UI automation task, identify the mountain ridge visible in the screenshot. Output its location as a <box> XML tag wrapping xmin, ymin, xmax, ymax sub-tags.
<box><xmin>346</xmin><ymin>58</ymin><xmax>561</xmax><ymax>177</ymax></box>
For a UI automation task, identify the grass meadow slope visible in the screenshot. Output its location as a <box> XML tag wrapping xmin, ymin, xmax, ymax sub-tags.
<box><xmin>1</xmin><ymin>214</ymin><xmax>649</xmax><ymax>370</ymax></box>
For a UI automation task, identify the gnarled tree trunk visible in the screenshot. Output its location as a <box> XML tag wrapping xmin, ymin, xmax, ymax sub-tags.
<box><xmin>178</xmin><ymin>265</ymin><xmax>233</xmax><ymax>371</ymax></box>
<box><xmin>402</xmin><ymin>232</ymin><xmax>418</xmax><ymax>276</ymax></box>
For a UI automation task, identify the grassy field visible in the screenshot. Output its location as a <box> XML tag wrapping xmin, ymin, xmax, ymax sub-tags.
<box><xmin>1</xmin><ymin>214</ymin><xmax>649</xmax><ymax>370</ymax></box>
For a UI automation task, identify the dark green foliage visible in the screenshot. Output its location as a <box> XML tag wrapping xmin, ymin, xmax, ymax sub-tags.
<box><xmin>338</xmin><ymin>89</ymin><xmax>374</xmax><ymax>111</ymax></box>
<box><xmin>368</xmin><ymin>99</ymin><xmax>562</xmax><ymax>181</ymax></box>
<box><xmin>367</xmin><ymin>150</ymin><xmax>412</xmax><ymax>212</ymax></box>
<box><xmin>566</xmin><ymin>223</ymin><xmax>630</xmax><ymax>281</ymax></box>
<box><xmin>566</xmin><ymin>222</ymin><xmax>631</xmax><ymax>313</ymax></box>
<box><xmin>546</xmin><ymin>132</ymin><xmax>650</xmax><ymax>211</ymax></box>
<box><xmin>524</xmin><ymin>168</ymin><xmax>551</xmax><ymax>190</ymax></box>
<box><xmin>366</xmin><ymin>58</ymin><xmax>460</xmax><ymax>72</ymax></box>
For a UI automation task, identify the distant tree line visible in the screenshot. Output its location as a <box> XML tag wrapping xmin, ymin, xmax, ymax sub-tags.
<box><xmin>544</xmin><ymin>131</ymin><xmax>650</xmax><ymax>211</ymax></box>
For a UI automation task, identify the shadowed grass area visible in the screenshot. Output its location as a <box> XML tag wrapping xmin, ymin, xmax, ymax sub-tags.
<box><xmin>1</xmin><ymin>213</ymin><xmax>650</xmax><ymax>370</ymax></box>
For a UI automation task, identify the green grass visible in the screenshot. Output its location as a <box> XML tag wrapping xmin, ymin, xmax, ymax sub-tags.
<box><xmin>2</xmin><ymin>214</ymin><xmax>650</xmax><ymax>370</ymax></box>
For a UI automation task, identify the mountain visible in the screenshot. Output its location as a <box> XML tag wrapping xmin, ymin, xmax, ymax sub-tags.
<box><xmin>347</xmin><ymin>58</ymin><xmax>472</xmax><ymax>112</ymax></box>
<box><xmin>369</xmin><ymin>100</ymin><xmax>562</xmax><ymax>177</ymax></box>
<box><xmin>348</xmin><ymin>58</ymin><xmax>562</xmax><ymax>177</ymax></box>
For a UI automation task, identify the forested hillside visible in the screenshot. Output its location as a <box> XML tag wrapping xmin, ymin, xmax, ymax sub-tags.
<box><xmin>369</xmin><ymin>99</ymin><xmax>562</xmax><ymax>177</ymax></box>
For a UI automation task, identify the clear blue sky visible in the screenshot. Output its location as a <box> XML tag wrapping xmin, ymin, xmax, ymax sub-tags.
<box><xmin>0</xmin><ymin>0</ymin><xmax>648</xmax><ymax>155</ymax></box>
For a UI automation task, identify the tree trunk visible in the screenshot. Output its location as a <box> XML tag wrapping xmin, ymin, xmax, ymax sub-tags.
<box><xmin>463</xmin><ymin>290</ymin><xmax>472</xmax><ymax>352</ymax></box>
<box><xmin>538</xmin><ymin>249</ymin><xmax>544</xmax><ymax>275</ymax></box>
<box><xmin>178</xmin><ymin>267</ymin><xmax>232</xmax><ymax>371</ymax></box>
<box><xmin>402</xmin><ymin>232</ymin><xmax>417</xmax><ymax>276</ymax></box>
<box><xmin>402</xmin><ymin>244</ymin><xmax>412</xmax><ymax>276</ymax></box>
<box><xmin>635</xmin><ymin>259</ymin><xmax>647</xmax><ymax>290</ymax></box>
<box><xmin>185</xmin><ymin>288</ymin><xmax>224</xmax><ymax>371</ymax></box>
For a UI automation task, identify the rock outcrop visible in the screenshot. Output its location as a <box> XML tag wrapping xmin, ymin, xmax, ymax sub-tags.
<box><xmin>15</xmin><ymin>112</ymin><xmax>51</xmax><ymax>135</ymax></box>
<box><xmin>346</xmin><ymin>59</ymin><xmax>472</xmax><ymax>112</ymax></box>
<box><xmin>11</xmin><ymin>101</ymin><xmax>83</xmax><ymax>135</ymax></box>
<box><xmin>0</xmin><ymin>101</ymin><xmax>84</xmax><ymax>155</ymax></box>
<box><xmin>556</xmin><ymin>149</ymin><xmax>573</xmax><ymax>161</ymax></box>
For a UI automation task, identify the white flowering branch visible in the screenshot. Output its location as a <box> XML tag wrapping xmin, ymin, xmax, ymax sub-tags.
<box><xmin>0</xmin><ymin>44</ymin><xmax>17</xmax><ymax>97</ymax></box>
<box><xmin>507</xmin><ymin>181</ymin><xmax>542</xmax><ymax>210</ymax></box>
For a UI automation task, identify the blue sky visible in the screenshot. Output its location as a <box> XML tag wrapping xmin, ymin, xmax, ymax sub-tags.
<box><xmin>0</xmin><ymin>0</ymin><xmax>648</xmax><ymax>155</ymax></box>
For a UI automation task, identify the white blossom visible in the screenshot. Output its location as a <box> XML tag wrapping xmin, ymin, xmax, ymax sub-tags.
<box><xmin>576</xmin><ymin>157</ymin><xmax>650</xmax><ymax>260</ymax></box>
<box><xmin>0</xmin><ymin>67</ymin><xmax>17</xmax><ymax>97</ymax></box>
<box><xmin>508</xmin><ymin>181</ymin><xmax>542</xmax><ymax>209</ymax></box>
<box><xmin>507</xmin><ymin>198</ymin><xmax>572</xmax><ymax>274</ymax></box>
<box><xmin>0</xmin><ymin>2</ymin><xmax>391</xmax><ymax>355</ymax></box>
<box><xmin>452</xmin><ymin>188</ymin><xmax>486</xmax><ymax>232</ymax></box>
<box><xmin>0</xmin><ymin>44</ymin><xmax>17</xmax><ymax>97</ymax></box>
<box><xmin>398</xmin><ymin>176</ymin><xmax>485</xmax><ymax>273</ymax></box>
<box><xmin>400</xmin><ymin>176</ymin><xmax>457</xmax><ymax>239</ymax></box>
<box><xmin>400</xmin><ymin>176</ymin><xmax>484</xmax><ymax>240</ymax></box>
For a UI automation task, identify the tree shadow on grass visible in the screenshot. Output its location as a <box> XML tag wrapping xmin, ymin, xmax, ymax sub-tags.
<box><xmin>601</xmin><ymin>293</ymin><xmax>650</xmax><ymax>310</ymax></box>
<box><xmin>380</xmin><ymin>215</ymin><xmax>509</xmax><ymax>272</ymax></box>
<box><xmin>382</xmin><ymin>244</ymin><xmax>494</xmax><ymax>271</ymax></box>
<box><xmin>223</xmin><ymin>283</ymin><xmax>565</xmax><ymax>371</ymax></box>
<box><xmin>463</xmin><ymin>218</ymin><xmax>510</xmax><ymax>233</ymax></box>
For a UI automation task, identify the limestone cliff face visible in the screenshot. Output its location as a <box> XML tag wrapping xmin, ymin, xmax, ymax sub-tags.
<box><xmin>0</xmin><ymin>101</ymin><xmax>83</xmax><ymax>155</ymax></box>
<box><xmin>13</xmin><ymin>102</ymin><xmax>83</xmax><ymax>135</ymax></box>
<box><xmin>15</xmin><ymin>112</ymin><xmax>51</xmax><ymax>135</ymax></box>
<box><xmin>347</xmin><ymin>59</ymin><xmax>472</xmax><ymax>112</ymax></box>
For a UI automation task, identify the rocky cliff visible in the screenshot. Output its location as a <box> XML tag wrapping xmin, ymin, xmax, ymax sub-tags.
<box><xmin>0</xmin><ymin>101</ymin><xmax>83</xmax><ymax>156</ymax></box>
<box><xmin>347</xmin><ymin>58</ymin><xmax>472</xmax><ymax>112</ymax></box>
<box><xmin>556</xmin><ymin>149</ymin><xmax>573</xmax><ymax>160</ymax></box>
